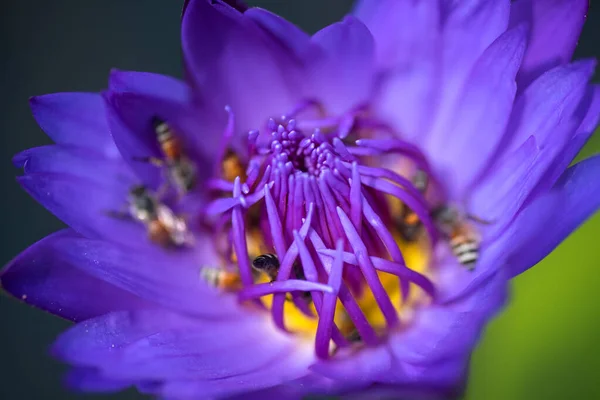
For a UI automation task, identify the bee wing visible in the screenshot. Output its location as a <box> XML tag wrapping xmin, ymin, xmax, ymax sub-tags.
<box><xmin>156</xmin><ymin>205</ymin><xmax>194</xmax><ymax>246</ymax></box>
<box><xmin>156</xmin><ymin>204</ymin><xmax>178</xmax><ymax>227</ymax></box>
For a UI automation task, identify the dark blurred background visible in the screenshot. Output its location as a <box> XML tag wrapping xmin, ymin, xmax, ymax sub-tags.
<box><xmin>1</xmin><ymin>1</ymin><xmax>599</xmax><ymax>399</ymax></box>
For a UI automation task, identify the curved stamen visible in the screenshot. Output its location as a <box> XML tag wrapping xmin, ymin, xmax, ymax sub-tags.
<box><xmin>207</xmin><ymin>178</ymin><xmax>235</xmax><ymax>192</ymax></box>
<box><xmin>271</xmin><ymin>204</ymin><xmax>315</xmax><ymax>331</ymax></box>
<box><xmin>337</xmin><ymin>207</ymin><xmax>400</xmax><ymax>329</ymax></box>
<box><xmin>349</xmin><ymin>163</ymin><xmax>428</xmax><ymax>210</ymax></box>
<box><xmin>212</xmin><ymin>105</ymin><xmax>236</xmax><ymax>177</ymax></box>
<box><xmin>315</xmin><ymin>239</ymin><xmax>344</xmax><ymax>359</ymax></box>
<box><xmin>231</xmin><ymin>177</ymin><xmax>255</xmax><ymax>287</ymax></box>
<box><xmin>238</xmin><ymin>279</ymin><xmax>334</xmax><ymax>301</ymax></box>
<box><xmin>361</xmin><ymin>195</ymin><xmax>411</xmax><ymax>302</ymax></box>
<box><xmin>293</xmin><ymin>231</ymin><xmax>348</xmax><ymax>348</ymax></box>
<box><xmin>361</xmin><ymin>176</ymin><xmax>437</xmax><ymax>243</ymax></box>
<box><xmin>318</xmin><ymin>249</ymin><xmax>436</xmax><ymax>299</ymax></box>
<box><xmin>308</xmin><ymin>229</ymin><xmax>379</xmax><ymax>345</ymax></box>
<box><xmin>332</xmin><ymin>137</ymin><xmax>355</xmax><ymax>162</ymax></box>
<box><xmin>350</xmin><ymin>162</ymin><xmax>363</xmax><ymax>235</ymax></box>
<box><xmin>264</xmin><ymin>185</ymin><xmax>286</xmax><ymax>257</ymax></box>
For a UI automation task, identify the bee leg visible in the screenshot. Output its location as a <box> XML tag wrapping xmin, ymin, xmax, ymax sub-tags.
<box><xmin>466</xmin><ymin>214</ymin><xmax>494</xmax><ymax>225</ymax></box>
<box><xmin>132</xmin><ymin>156</ymin><xmax>164</xmax><ymax>168</ymax></box>
<box><xmin>155</xmin><ymin>181</ymin><xmax>171</xmax><ymax>201</ymax></box>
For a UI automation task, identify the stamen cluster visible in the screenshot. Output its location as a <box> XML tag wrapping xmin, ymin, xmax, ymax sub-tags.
<box><xmin>204</xmin><ymin>105</ymin><xmax>440</xmax><ymax>358</ymax></box>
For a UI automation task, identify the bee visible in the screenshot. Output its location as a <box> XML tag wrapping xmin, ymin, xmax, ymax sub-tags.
<box><xmin>251</xmin><ymin>253</ymin><xmax>280</xmax><ymax>281</ymax></box>
<box><xmin>398</xmin><ymin>169</ymin><xmax>429</xmax><ymax>241</ymax></box>
<box><xmin>108</xmin><ymin>185</ymin><xmax>194</xmax><ymax>248</ymax></box>
<box><xmin>346</xmin><ymin>330</ymin><xmax>362</xmax><ymax>343</ymax></box>
<box><xmin>251</xmin><ymin>254</ymin><xmax>312</xmax><ymax>302</ymax></box>
<box><xmin>221</xmin><ymin>148</ymin><xmax>246</xmax><ymax>183</ymax></box>
<box><xmin>200</xmin><ymin>267</ymin><xmax>243</xmax><ymax>291</ymax></box>
<box><xmin>135</xmin><ymin>117</ymin><xmax>197</xmax><ymax>197</ymax></box>
<box><xmin>432</xmin><ymin>205</ymin><xmax>480</xmax><ymax>270</ymax></box>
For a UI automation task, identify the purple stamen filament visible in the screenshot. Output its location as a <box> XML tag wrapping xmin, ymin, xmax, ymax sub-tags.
<box><xmin>204</xmin><ymin>104</ymin><xmax>440</xmax><ymax>358</ymax></box>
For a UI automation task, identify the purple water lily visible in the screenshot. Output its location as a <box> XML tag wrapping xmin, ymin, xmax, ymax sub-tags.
<box><xmin>3</xmin><ymin>0</ymin><xmax>600</xmax><ymax>399</ymax></box>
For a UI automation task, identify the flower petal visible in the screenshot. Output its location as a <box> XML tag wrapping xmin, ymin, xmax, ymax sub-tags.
<box><xmin>428</xmin><ymin>24</ymin><xmax>528</xmax><ymax>197</ymax></box>
<box><xmin>53</xmin><ymin>309</ymin><xmax>314</xmax><ymax>398</ymax></box>
<box><xmin>386</xmin><ymin>269</ymin><xmax>508</xmax><ymax>386</ymax></box>
<box><xmin>64</xmin><ymin>368</ymin><xmax>135</xmax><ymax>393</ymax></box>
<box><xmin>427</xmin><ymin>0</ymin><xmax>511</xmax><ymax>148</ymax></box>
<box><xmin>310</xmin><ymin>345</ymin><xmax>393</xmax><ymax>385</ymax></box>
<box><xmin>181</xmin><ymin>0</ymin><xmax>300</xmax><ymax>134</ymax></box>
<box><xmin>510</xmin><ymin>0</ymin><xmax>589</xmax><ymax>88</ymax></box>
<box><xmin>13</xmin><ymin>147</ymin><xmax>147</xmax><ymax>249</ymax></box>
<box><xmin>13</xmin><ymin>145</ymin><xmax>128</xmax><ymax>177</ymax></box>
<box><xmin>43</xmin><ymin>233</ymin><xmax>242</xmax><ymax>318</ymax></box>
<box><xmin>29</xmin><ymin>93</ymin><xmax>119</xmax><ymax>159</ymax></box>
<box><xmin>507</xmin><ymin>154</ymin><xmax>600</xmax><ymax>277</ymax></box>
<box><xmin>360</xmin><ymin>0</ymin><xmax>441</xmax><ymax>142</ymax></box>
<box><xmin>538</xmin><ymin>84</ymin><xmax>600</xmax><ymax>190</ymax></box>
<box><xmin>104</xmin><ymin>90</ymin><xmax>216</xmax><ymax>192</ymax></box>
<box><xmin>505</xmin><ymin>60</ymin><xmax>595</xmax><ymax>153</ymax></box>
<box><xmin>468</xmin><ymin>135</ymin><xmax>540</xmax><ymax>223</ymax></box>
<box><xmin>306</xmin><ymin>16</ymin><xmax>375</xmax><ymax>114</ymax></box>
<box><xmin>244</xmin><ymin>7</ymin><xmax>310</xmax><ymax>60</ymax></box>
<box><xmin>352</xmin><ymin>0</ymin><xmax>441</xmax><ymax>71</ymax></box>
<box><xmin>0</xmin><ymin>229</ymin><xmax>151</xmax><ymax>322</ymax></box>
<box><xmin>108</xmin><ymin>69</ymin><xmax>191</xmax><ymax>102</ymax></box>
<box><xmin>471</xmin><ymin>61</ymin><xmax>595</xmax><ymax>221</ymax></box>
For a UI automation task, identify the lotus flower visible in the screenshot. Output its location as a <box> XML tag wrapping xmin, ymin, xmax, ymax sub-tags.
<box><xmin>3</xmin><ymin>0</ymin><xmax>600</xmax><ymax>399</ymax></box>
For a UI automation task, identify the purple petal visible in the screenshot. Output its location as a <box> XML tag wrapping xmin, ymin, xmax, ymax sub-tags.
<box><xmin>469</xmin><ymin>125</ymin><xmax>566</xmax><ymax>228</ymax></box>
<box><xmin>310</xmin><ymin>345</ymin><xmax>393</xmax><ymax>384</ymax></box>
<box><xmin>343</xmin><ymin>383</ymin><xmax>463</xmax><ymax>400</ymax></box>
<box><xmin>427</xmin><ymin>0</ymin><xmax>510</xmax><ymax>148</ymax></box>
<box><xmin>510</xmin><ymin>0</ymin><xmax>589</xmax><ymax>88</ymax></box>
<box><xmin>29</xmin><ymin>93</ymin><xmax>119</xmax><ymax>159</ymax></box>
<box><xmin>52</xmin><ymin>309</ymin><xmax>201</xmax><ymax>366</ymax></box>
<box><xmin>368</xmin><ymin>0</ymin><xmax>441</xmax><ymax>142</ymax></box>
<box><xmin>108</xmin><ymin>69</ymin><xmax>191</xmax><ymax>102</ymax></box>
<box><xmin>387</xmin><ymin>306</ymin><xmax>482</xmax><ymax>365</ymax></box>
<box><xmin>181</xmin><ymin>0</ymin><xmax>300</xmax><ymax>135</ymax></box>
<box><xmin>306</xmin><ymin>16</ymin><xmax>375</xmax><ymax>114</ymax></box>
<box><xmin>42</xmin><ymin>233</ymin><xmax>242</xmax><ymax>318</ymax></box>
<box><xmin>0</xmin><ymin>229</ymin><xmax>151</xmax><ymax>322</ymax></box>
<box><xmin>227</xmin><ymin>374</ymin><xmax>369</xmax><ymax>400</ymax></box>
<box><xmin>471</xmin><ymin>64</ymin><xmax>594</xmax><ymax>222</ymax></box>
<box><xmin>538</xmin><ymin>84</ymin><xmax>600</xmax><ymax>190</ymax></box>
<box><xmin>505</xmin><ymin>60</ymin><xmax>595</xmax><ymax>154</ymax></box>
<box><xmin>244</xmin><ymin>7</ymin><xmax>310</xmax><ymax>59</ymax></box>
<box><xmin>53</xmin><ymin>308</ymin><xmax>314</xmax><ymax>398</ymax></box>
<box><xmin>381</xmin><ymin>271</ymin><xmax>509</xmax><ymax>388</ymax></box>
<box><xmin>353</xmin><ymin>0</ymin><xmax>441</xmax><ymax>71</ymax></box>
<box><xmin>13</xmin><ymin>145</ymin><xmax>129</xmax><ymax>177</ymax></box>
<box><xmin>507</xmin><ymin>155</ymin><xmax>600</xmax><ymax>277</ymax></box>
<box><xmin>428</xmin><ymin>24</ymin><xmax>528</xmax><ymax>197</ymax></box>
<box><xmin>64</xmin><ymin>368</ymin><xmax>134</xmax><ymax>393</ymax></box>
<box><xmin>13</xmin><ymin>146</ymin><xmax>154</xmax><ymax>250</ymax></box>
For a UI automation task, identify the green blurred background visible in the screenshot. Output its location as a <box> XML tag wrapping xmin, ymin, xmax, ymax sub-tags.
<box><xmin>1</xmin><ymin>1</ymin><xmax>599</xmax><ymax>399</ymax></box>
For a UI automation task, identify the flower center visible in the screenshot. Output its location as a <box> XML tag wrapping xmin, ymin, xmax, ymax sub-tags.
<box><xmin>203</xmin><ymin>102</ymin><xmax>445</xmax><ymax>358</ymax></box>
